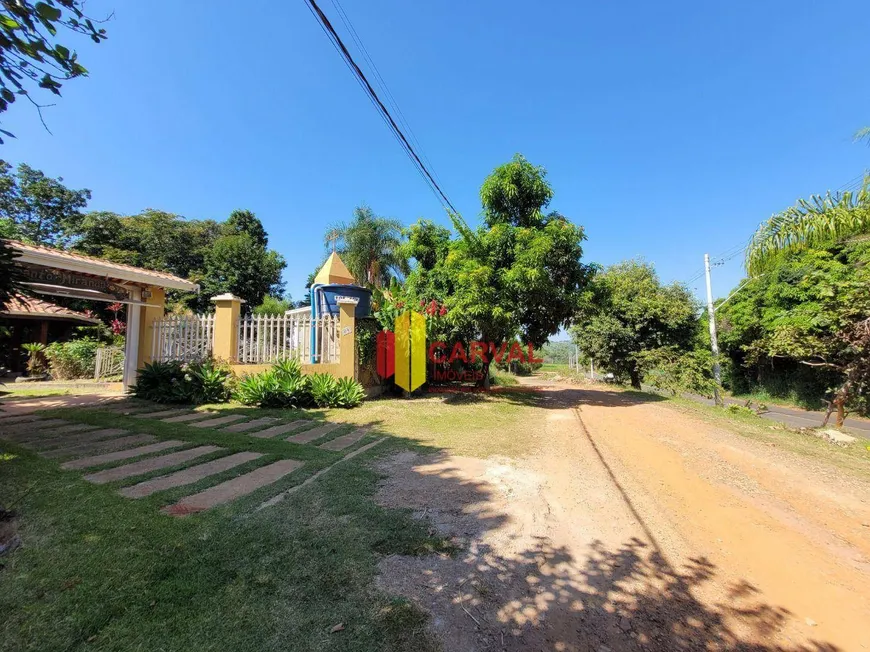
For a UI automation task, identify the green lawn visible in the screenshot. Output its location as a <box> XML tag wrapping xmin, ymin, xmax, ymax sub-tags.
<box><xmin>0</xmin><ymin>392</ymin><xmax>543</xmax><ymax>652</ymax></box>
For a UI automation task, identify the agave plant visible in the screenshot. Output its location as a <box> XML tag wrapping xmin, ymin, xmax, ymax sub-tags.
<box><xmin>745</xmin><ymin>177</ymin><xmax>870</xmax><ymax>275</ymax></box>
<box><xmin>334</xmin><ymin>377</ymin><xmax>365</xmax><ymax>408</ymax></box>
<box><xmin>309</xmin><ymin>372</ymin><xmax>340</xmax><ymax>408</ymax></box>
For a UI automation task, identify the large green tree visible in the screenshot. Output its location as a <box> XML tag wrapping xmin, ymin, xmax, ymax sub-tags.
<box><xmin>718</xmin><ymin>240</ymin><xmax>870</xmax><ymax>421</ymax></box>
<box><xmin>0</xmin><ymin>0</ymin><xmax>108</xmax><ymax>139</ymax></box>
<box><xmin>325</xmin><ymin>206</ymin><xmax>408</xmax><ymax>288</ymax></box>
<box><xmin>73</xmin><ymin>207</ymin><xmax>284</xmax><ymax>312</ymax></box>
<box><xmin>200</xmin><ymin>212</ymin><xmax>285</xmax><ymax>313</ymax></box>
<box><xmin>571</xmin><ymin>260</ymin><xmax>699</xmax><ymax>388</ymax></box>
<box><xmin>0</xmin><ymin>160</ymin><xmax>90</xmax><ymax>246</ymax></box>
<box><xmin>401</xmin><ymin>155</ymin><xmax>589</xmax><ymax>386</ymax></box>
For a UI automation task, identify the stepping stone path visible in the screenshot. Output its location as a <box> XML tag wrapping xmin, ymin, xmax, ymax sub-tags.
<box><xmin>43</xmin><ymin>434</ymin><xmax>159</xmax><ymax>459</ymax></box>
<box><xmin>28</xmin><ymin>427</ymin><xmax>130</xmax><ymax>451</ymax></box>
<box><xmin>120</xmin><ymin>452</ymin><xmax>263</xmax><ymax>498</ymax></box>
<box><xmin>1</xmin><ymin>409</ymin><xmax>380</xmax><ymax>517</ymax></box>
<box><xmin>162</xmin><ymin>412</ymin><xmax>216</xmax><ymax>423</ymax></box>
<box><xmin>0</xmin><ymin>414</ymin><xmax>43</xmax><ymax>426</ymax></box>
<box><xmin>190</xmin><ymin>414</ymin><xmax>247</xmax><ymax>429</ymax></box>
<box><xmin>223</xmin><ymin>417</ymin><xmax>279</xmax><ymax>433</ymax></box>
<box><xmin>85</xmin><ymin>445</ymin><xmax>222</xmax><ymax>484</ymax></box>
<box><xmin>134</xmin><ymin>408</ymin><xmax>191</xmax><ymax>419</ymax></box>
<box><xmin>62</xmin><ymin>440</ymin><xmax>186</xmax><ymax>470</ymax></box>
<box><xmin>320</xmin><ymin>427</ymin><xmax>370</xmax><ymax>451</ymax></box>
<box><xmin>249</xmin><ymin>420</ymin><xmax>311</xmax><ymax>439</ymax></box>
<box><xmin>162</xmin><ymin>459</ymin><xmax>303</xmax><ymax>515</ymax></box>
<box><xmin>287</xmin><ymin>422</ymin><xmax>342</xmax><ymax>444</ymax></box>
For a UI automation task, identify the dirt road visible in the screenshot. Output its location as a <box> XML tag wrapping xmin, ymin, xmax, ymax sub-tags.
<box><xmin>376</xmin><ymin>382</ymin><xmax>870</xmax><ymax>651</ymax></box>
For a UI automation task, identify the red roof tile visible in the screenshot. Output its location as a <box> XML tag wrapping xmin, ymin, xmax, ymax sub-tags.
<box><xmin>1</xmin><ymin>294</ymin><xmax>102</xmax><ymax>323</ymax></box>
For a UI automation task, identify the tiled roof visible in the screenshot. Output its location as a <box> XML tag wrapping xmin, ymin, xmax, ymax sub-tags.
<box><xmin>7</xmin><ymin>240</ymin><xmax>198</xmax><ymax>291</ymax></box>
<box><xmin>1</xmin><ymin>294</ymin><xmax>102</xmax><ymax>323</ymax></box>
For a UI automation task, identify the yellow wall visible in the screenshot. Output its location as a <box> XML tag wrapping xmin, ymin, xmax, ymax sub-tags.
<box><xmin>229</xmin><ymin>362</ymin><xmax>345</xmax><ymax>378</ymax></box>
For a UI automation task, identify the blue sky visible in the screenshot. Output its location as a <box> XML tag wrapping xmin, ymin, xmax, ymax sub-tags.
<box><xmin>2</xmin><ymin>0</ymin><xmax>868</xmax><ymax>316</ymax></box>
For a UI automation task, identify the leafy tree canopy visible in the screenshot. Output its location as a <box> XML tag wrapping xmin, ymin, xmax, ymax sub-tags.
<box><xmin>571</xmin><ymin>260</ymin><xmax>699</xmax><ymax>388</ymax></box>
<box><xmin>252</xmin><ymin>294</ymin><xmax>293</xmax><ymax>316</ymax></box>
<box><xmin>0</xmin><ymin>0</ymin><xmax>108</xmax><ymax>140</ymax></box>
<box><xmin>0</xmin><ymin>160</ymin><xmax>90</xmax><ymax>246</ymax></box>
<box><xmin>399</xmin><ymin>155</ymin><xmax>589</xmax><ymax>385</ymax></box>
<box><xmin>718</xmin><ymin>239</ymin><xmax>870</xmax><ymax>418</ymax></box>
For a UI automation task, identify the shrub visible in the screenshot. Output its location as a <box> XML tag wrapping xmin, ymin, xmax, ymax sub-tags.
<box><xmin>45</xmin><ymin>338</ymin><xmax>100</xmax><ymax>379</ymax></box>
<box><xmin>235</xmin><ymin>369</ymin><xmax>312</xmax><ymax>409</ymax></box>
<box><xmin>131</xmin><ymin>358</ymin><xmax>234</xmax><ymax>404</ymax></box>
<box><xmin>234</xmin><ymin>361</ymin><xmax>365</xmax><ymax>409</ymax></box>
<box><xmin>309</xmin><ymin>372</ymin><xmax>340</xmax><ymax>407</ymax></box>
<box><xmin>334</xmin><ymin>377</ymin><xmax>365</xmax><ymax>408</ymax></box>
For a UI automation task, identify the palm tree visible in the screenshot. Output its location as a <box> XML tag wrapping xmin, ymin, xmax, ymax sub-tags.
<box><xmin>745</xmin><ymin>178</ymin><xmax>870</xmax><ymax>275</ymax></box>
<box><xmin>324</xmin><ymin>206</ymin><xmax>409</xmax><ymax>288</ymax></box>
<box><xmin>855</xmin><ymin>126</ymin><xmax>870</xmax><ymax>145</ymax></box>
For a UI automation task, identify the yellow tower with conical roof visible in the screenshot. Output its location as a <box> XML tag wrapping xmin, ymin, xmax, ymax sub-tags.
<box><xmin>314</xmin><ymin>252</ymin><xmax>356</xmax><ymax>286</ymax></box>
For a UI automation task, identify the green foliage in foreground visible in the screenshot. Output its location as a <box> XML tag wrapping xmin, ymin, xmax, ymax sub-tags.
<box><xmin>131</xmin><ymin>359</ymin><xmax>235</xmax><ymax>405</ymax></box>
<box><xmin>0</xmin><ymin>433</ymin><xmax>441</xmax><ymax>651</ymax></box>
<box><xmin>44</xmin><ymin>337</ymin><xmax>100</xmax><ymax>379</ymax></box>
<box><xmin>571</xmin><ymin>260</ymin><xmax>699</xmax><ymax>389</ymax></box>
<box><xmin>236</xmin><ymin>360</ymin><xmax>365</xmax><ymax>409</ymax></box>
<box><xmin>635</xmin><ymin>346</ymin><xmax>718</xmax><ymax>398</ymax></box>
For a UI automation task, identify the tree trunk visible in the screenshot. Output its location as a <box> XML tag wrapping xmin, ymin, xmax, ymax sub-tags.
<box><xmin>482</xmin><ymin>361</ymin><xmax>491</xmax><ymax>390</ymax></box>
<box><xmin>629</xmin><ymin>366</ymin><xmax>641</xmax><ymax>390</ymax></box>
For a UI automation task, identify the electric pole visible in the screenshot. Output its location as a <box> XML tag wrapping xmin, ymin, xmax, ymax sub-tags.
<box><xmin>704</xmin><ymin>253</ymin><xmax>722</xmax><ymax>405</ymax></box>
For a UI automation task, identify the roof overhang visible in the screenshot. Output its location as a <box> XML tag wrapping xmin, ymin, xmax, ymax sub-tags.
<box><xmin>13</xmin><ymin>246</ymin><xmax>199</xmax><ymax>291</ymax></box>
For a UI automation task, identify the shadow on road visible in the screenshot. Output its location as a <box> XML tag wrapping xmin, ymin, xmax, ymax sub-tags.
<box><xmin>377</xmin><ymin>448</ymin><xmax>840</xmax><ymax>652</ymax></box>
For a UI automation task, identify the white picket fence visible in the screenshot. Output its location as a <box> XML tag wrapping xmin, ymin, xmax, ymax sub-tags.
<box><xmin>151</xmin><ymin>314</ymin><xmax>215</xmax><ymax>363</ymax></box>
<box><xmin>237</xmin><ymin>313</ymin><xmax>339</xmax><ymax>364</ymax></box>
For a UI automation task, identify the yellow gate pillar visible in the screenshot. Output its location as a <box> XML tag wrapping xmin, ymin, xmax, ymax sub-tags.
<box><xmin>337</xmin><ymin>297</ymin><xmax>357</xmax><ymax>379</ymax></box>
<box><xmin>136</xmin><ymin>286</ymin><xmax>166</xmax><ymax>372</ymax></box>
<box><xmin>211</xmin><ymin>294</ymin><xmax>244</xmax><ymax>362</ymax></box>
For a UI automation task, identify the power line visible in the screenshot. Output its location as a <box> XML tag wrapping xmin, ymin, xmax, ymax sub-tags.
<box><xmin>327</xmin><ymin>0</ymin><xmax>446</xmax><ymax>191</ymax></box>
<box><xmin>303</xmin><ymin>0</ymin><xmax>458</xmax><ymax>214</ymax></box>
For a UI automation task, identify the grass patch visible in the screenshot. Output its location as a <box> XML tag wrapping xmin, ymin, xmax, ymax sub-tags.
<box><xmin>1</xmin><ymin>393</ymin><xmax>537</xmax><ymax>650</ymax></box>
<box><xmin>0</xmin><ymin>432</ymin><xmax>446</xmax><ymax>651</ymax></box>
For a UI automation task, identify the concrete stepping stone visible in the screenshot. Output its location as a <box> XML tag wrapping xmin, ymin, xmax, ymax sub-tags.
<box><xmin>36</xmin><ymin>423</ymin><xmax>97</xmax><ymax>437</ymax></box>
<box><xmin>163</xmin><ymin>459</ymin><xmax>303</xmax><ymax>515</ymax></box>
<box><xmin>101</xmin><ymin>404</ymin><xmax>154</xmax><ymax>415</ymax></box>
<box><xmin>162</xmin><ymin>412</ymin><xmax>216</xmax><ymax>423</ymax></box>
<box><xmin>84</xmin><ymin>445</ymin><xmax>222</xmax><ymax>484</ymax></box>
<box><xmin>0</xmin><ymin>414</ymin><xmax>43</xmax><ymax>425</ymax></box>
<box><xmin>27</xmin><ymin>427</ymin><xmax>130</xmax><ymax>451</ymax></box>
<box><xmin>133</xmin><ymin>408</ymin><xmax>192</xmax><ymax>420</ymax></box>
<box><xmin>1</xmin><ymin>419</ymin><xmax>67</xmax><ymax>437</ymax></box>
<box><xmin>15</xmin><ymin>423</ymin><xmax>95</xmax><ymax>445</ymax></box>
<box><xmin>286</xmin><ymin>422</ymin><xmax>342</xmax><ymax>444</ymax></box>
<box><xmin>43</xmin><ymin>434</ymin><xmax>158</xmax><ymax>459</ymax></box>
<box><xmin>62</xmin><ymin>440</ymin><xmax>186</xmax><ymax>470</ymax></box>
<box><xmin>319</xmin><ymin>427</ymin><xmax>371</xmax><ymax>451</ymax></box>
<box><xmin>249</xmin><ymin>420</ymin><xmax>311</xmax><ymax>439</ymax></box>
<box><xmin>223</xmin><ymin>417</ymin><xmax>280</xmax><ymax>433</ymax></box>
<box><xmin>119</xmin><ymin>452</ymin><xmax>264</xmax><ymax>498</ymax></box>
<box><xmin>189</xmin><ymin>414</ymin><xmax>247</xmax><ymax>429</ymax></box>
